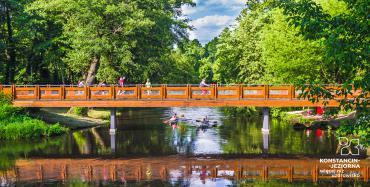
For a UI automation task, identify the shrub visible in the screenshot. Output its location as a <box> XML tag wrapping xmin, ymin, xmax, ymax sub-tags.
<box><xmin>47</xmin><ymin>124</ymin><xmax>68</xmax><ymax>136</ymax></box>
<box><xmin>0</xmin><ymin>99</ymin><xmax>68</xmax><ymax>140</ymax></box>
<box><xmin>73</xmin><ymin>107</ymin><xmax>89</xmax><ymax>116</ymax></box>
<box><xmin>0</xmin><ymin>92</ymin><xmax>11</xmax><ymax>105</ymax></box>
<box><xmin>336</xmin><ymin>111</ymin><xmax>370</xmax><ymax>147</ymax></box>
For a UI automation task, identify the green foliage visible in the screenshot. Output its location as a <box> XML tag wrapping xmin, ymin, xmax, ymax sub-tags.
<box><xmin>276</xmin><ymin>0</ymin><xmax>369</xmax><ymax>110</ymax></box>
<box><xmin>0</xmin><ymin>97</ymin><xmax>68</xmax><ymax>140</ymax></box>
<box><xmin>0</xmin><ymin>92</ymin><xmax>11</xmax><ymax>104</ymax></box>
<box><xmin>73</xmin><ymin>107</ymin><xmax>88</xmax><ymax>117</ymax></box>
<box><xmin>260</xmin><ymin>9</ymin><xmax>323</xmax><ymax>84</ymax></box>
<box><xmin>336</xmin><ymin>111</ymin><xmax>370</xmax><ymax>147</ymax></box>
<box><xmin>221</xmin><ymin>107</ymin><xmax>258</xmax><ymax>118</ymax></box>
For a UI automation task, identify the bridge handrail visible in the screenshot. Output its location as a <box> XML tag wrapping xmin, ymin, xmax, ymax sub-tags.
<box><xmin>0</xmin><ymin>84</ymin><xmax>363</xmax><ymax>102</ymax></box>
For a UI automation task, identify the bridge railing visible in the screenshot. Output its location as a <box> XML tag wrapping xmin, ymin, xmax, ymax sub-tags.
<box><xmin>0</xmin><ymin>84</ymin><xmax>362</xmax><ymax>101</ymax></box>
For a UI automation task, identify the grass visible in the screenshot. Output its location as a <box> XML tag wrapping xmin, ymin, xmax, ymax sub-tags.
<box><xmin>33</xmin><ymin>108</ymin><xmax>109</xmax><ymax>130</ymax></box>
<box><xmin>0</xmin><ymin>93</ymin><xmax>68</xmax><ymax>140</ymax></box>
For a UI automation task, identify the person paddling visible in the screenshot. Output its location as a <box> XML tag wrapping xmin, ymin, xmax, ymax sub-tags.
<box><xmin>169</xmin><ymin>113</ymin><xmax>178</xmax><ymax>123</ymax></box>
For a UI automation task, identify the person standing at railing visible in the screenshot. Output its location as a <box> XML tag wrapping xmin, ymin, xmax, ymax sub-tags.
<box><xmin>77</xmin><ymin>80</ymin><xmax>85</xmax><ymax>95</ymax></box>
<box><xmin>118</xmin><ymin>76</ymin><xmax>126</xmax><ymax>95</ymax></box>
<box><xmin>145</xmin><ymin>78</ymin><xmax>151</xmax><ymax>95</ymax></box>
<box><xmin>199</xmin><ymin>79</ymin><xmax>209</xmax><ymax>95</ymax></box>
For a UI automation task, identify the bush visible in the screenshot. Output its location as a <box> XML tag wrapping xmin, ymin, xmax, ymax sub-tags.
<box><xmin>0</xmin><ymin>92</ymin><xmax>11</xmax><ymax>104</ymax></box>
<box><xmin>47</xmin><ymin>124</ymin><xmax>68</xmax><ymax>136</ymax></box>
<box><xmin>336</xmin><ymin>111</ymin><xmax>370</xmax><ymax>147</ymax></box>
<box><xmin>0</xmin><ymin>94</ymin><xmax>68</xmax><ymax>140</ymax></box>
<box><xmin>73</xmin><ymin>107</ymin><xmax>89</xmax><ymax>116</ymax></box>
<box><xmin>222</xmin><ymin>107</ymin><xmax>258</xmax><ymax>117</ymax></box>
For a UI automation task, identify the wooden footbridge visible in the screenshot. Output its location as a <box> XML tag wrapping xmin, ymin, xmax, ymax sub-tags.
<box><xmin>1</xmin><ymin>156</ymin><xmax>369</xmax><ymax>184</ymax></box>
<box><xmin>0</xmin><ymin>84</ymin><xmax>360</xmax><ymax>107</ymax></box>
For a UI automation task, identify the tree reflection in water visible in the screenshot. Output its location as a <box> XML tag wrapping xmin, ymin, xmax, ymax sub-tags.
<box><xmin>0</xmin><ymin>108</ymin><xmax>367</xmax><ymax>187</ymax></box>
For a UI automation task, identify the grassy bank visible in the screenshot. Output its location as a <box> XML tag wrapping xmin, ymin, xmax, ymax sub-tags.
<box><xmin>0</xmin><ymin>93</ymin><xmax>68</xmax><ymax>140</ymax></box>
<box><xmin>32</xmin><ymin>108</ymin><xmax>109</xmax><ymax>130</ymax></box>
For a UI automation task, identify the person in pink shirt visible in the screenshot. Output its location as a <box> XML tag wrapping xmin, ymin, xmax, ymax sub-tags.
<box><xmin>118</xmin><ymin>76</ymin><xmax>126</xmax><ymax>95</ymax></box>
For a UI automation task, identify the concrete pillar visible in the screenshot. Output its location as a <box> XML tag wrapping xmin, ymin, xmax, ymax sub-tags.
<box><xmin>110</xmin><ymin>133</ymin><xmax>116</xmax><ymax>153</ymax></box>
<box><xmin>262</xmin><ymin>107</ymin><xmax>270</xmax><ymax>133</ymax></box>
<box><xmin>262</xmin><ymin>131</ymin><xmax>269</xmax><ymax>153</ymax></box>
<box><xmin>110</xmin><ymin>108</ymin><xmax>116</xmax><ymax>134</ymax></box>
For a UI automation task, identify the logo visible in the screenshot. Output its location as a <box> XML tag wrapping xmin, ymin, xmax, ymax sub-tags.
<box><xmin>339</xmin><ymin>137</ymin><xmax>360</xmax><ymax>156</ymax></box>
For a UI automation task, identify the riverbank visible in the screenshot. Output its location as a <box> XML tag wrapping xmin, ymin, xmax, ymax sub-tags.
<box><xmin>31</xmin><ymin>108</ymin><xmax>109</xmax><ymax>130</ymax></box>
<box><xmin>0</xmin><ymin>94</ymin><xmax>68</xmax><ymax>140</ymax></box>
<box><xmin>274</xmin><ymin>108</ymin><xmax>356</xmax><ymax>130</ymax></box>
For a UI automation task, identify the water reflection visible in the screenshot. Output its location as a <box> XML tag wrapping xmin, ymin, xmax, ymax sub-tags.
<box><xmin>0</xmin><ymin>107</ymin><xmax>368</xmax><ymax>186</ymax></box>
<box><xmin>1</xmin><ymin>156</ymin><xmax>369</xmax><ymax>186</ymax></box>
<box><xmin>0</xmin><ymin>108</ymin><xmax>363</xmax><ymax>158</ymax></box>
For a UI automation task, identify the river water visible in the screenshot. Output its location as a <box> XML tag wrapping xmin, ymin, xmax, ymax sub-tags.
<box><xmin>0</xmin><ymin>108</ymin><xmax>368</xmax><ymax>186</ymax></box>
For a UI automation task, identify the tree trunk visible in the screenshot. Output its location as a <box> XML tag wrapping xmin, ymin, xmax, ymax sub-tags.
<box><xmin>85</xmin><ymin>55</ymin><xmax>100</xmax><ymax>85</ymax></box>
<box><xmin>5</xmin><ymin>6</ymin><xmax>16</xmax><ymax>83</ymax></box>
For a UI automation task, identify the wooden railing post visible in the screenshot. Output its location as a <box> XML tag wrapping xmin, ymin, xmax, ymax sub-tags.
<box><xmin>288</xmin><ymin>166</ymin><xmax>293</xmax><ymax>182</ymax></box>
<box><xmin>85</xmin><ymin>86</ymin><xmax>89</xmax><ymax>100</ymax></box>
<box><xmin>213</xmin><ymin>84</ymin><xmax>217</xmax><ymax>100</ymax></box>
<box><xmin>38</xmin><ymin>165</ymin><xmax>44</xmax><ymax>181</ymax></box>
<box><xmin>289</xmin><ymin>85</ymin><xmax>293</xmax><ymax>100</ymax></box>
<box><xmin>187</xmin><ymin>84</ymin><xmax>191</xmax><ymax>100</ymax></box>
<box><xmin>60</xmin><ymin>85</ymin><xmax>65</xmax><ymax>100</ymax></box>
<box><xmin>364</xmin><ymin>166</ymin><xmax>369</xmax><ymax>182</ymax></box>
<box><xmin>137</xmin><ymin>84</ymin><xmax>141</xmax><ymax>100</ymax></box>
<box><xmin>35</xmin><ymin>85</ymin><xmax>40</xmax><ymax>100</ymax></box>
<box><xmin>14</xmin><ymin>166</ymin><xmax>19</xmax><ymax>182</ymax></box>
<box><xmin>111</xmin><ymin>165</ymin><xmax>117</xmax><ymax>181</ymax></box>
<box><xmin>264</xmin><ymin>85</ymin><xmax>269</xmax><ymax>100</ymax></box>
<box><xmin>312</xmin><ymin>165</ymin><xmax>318</xmax><ymax>182</ymax></box>
<box><xmin>111</xmin><ymin>85</ymin><xmax>115</xmax><ymax>100</ymax></box>
<box><xmin>12</xmin><ymin>84</ymin><xmax>15</xmax><ymax>100</ymax></box>
<box><xmin>161</xmin><ymin>84</ymin><xmax>165</xmax><ymax>100</ymax></box>
<box><xmin>61</xmin><ymin>164</ymin><xmax>68</xmax><ymax>181</ymax></box>
<box><xmin>239</xmin><ymin>84</ymin><xmax>243</xmax><ymax>100</ymax></box>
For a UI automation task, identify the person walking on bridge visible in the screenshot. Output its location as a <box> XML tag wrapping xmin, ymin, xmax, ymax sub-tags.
<box><xmin>145</xmin><ymin>78</ymin><xmax>151</xmax><ymax>95</ymax></box>
<box><xmin>199</xmin><ymin>79</ymin><xmax>209</xmax><ymax>95</ymax></box>
<box><xmin>118</xmin><ymin>76</ymin><xmax>126</xmax><ymax>95</ymax></box>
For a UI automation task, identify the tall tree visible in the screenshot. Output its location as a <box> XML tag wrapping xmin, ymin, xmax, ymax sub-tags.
<box><xmin>276</xmin><ymin>0</ymin><xmax>369</xmax><ymax>109</ymax></box>
<box><xmin>29</xmin><ymin>0</ymin><xmax>194</xmax><ymax>85</ymax></box>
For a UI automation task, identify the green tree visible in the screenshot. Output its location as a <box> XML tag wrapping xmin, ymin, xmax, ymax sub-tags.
<box><xmin>276</xmin><ymin>0</ymin><xmax>369</xmax><ymax>108</ymax></box>
<box><xmin>212</xmin><ymin>1</ymin><xmax>267</xmax><ymax>84</ymax></box>
<box><xmin>260</xmin><ymin>9</ymin><xmax>324</xmax><ymax>84</ymax></box>
<box><xmin>29</xmin><ymin>0</ymin><xmax>194</xmax><ymax>85</ymax></box>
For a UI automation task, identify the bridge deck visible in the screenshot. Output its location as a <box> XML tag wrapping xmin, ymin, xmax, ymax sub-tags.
<box><xmin>0</xmin><ymin>84</ymin><xmax>358</xmax><ymax>107</ymax></box>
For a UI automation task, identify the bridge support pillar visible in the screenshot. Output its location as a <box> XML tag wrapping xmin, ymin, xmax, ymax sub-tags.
<box><xmin>110</xmin><ymin>108</ymin><xmax>117</xmax><ymax>134</ymax></box>
<box><xmin>262</xmin><ymin>107</ymin><xmax>270</xmax><ymax>133</ymax></box>
<box><xmin>262</xmin><ymin>130</ymin><xmax>269</xmax><ymax>153</ymax></box>
<box><xmin>110</xmin><ymin>133</ymin><xmax>116</xmax><ymax>153</ymax></box>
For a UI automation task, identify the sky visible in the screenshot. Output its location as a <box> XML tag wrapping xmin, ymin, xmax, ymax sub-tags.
<box><xmin>181</xmin><ymin>0</ymin><xmax>247</xmax><ymax>45</ymax></box>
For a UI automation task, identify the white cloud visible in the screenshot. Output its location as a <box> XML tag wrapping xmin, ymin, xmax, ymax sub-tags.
<box><xmin>189</xmin><ymin>15</ymin><xmax>236</xmax><ymax>43</ymax></box>
<box><xmin>206</xmin><ymin>0</ymin><xmax>247</xmax><ymax>6</ymax></box>
<box><xmin>191</xmin><ymin>15</ymin><xmax>235</xmax><ymax>28</ymax></box>
<box><xmin>180</xmin><ymin>0</ymin><xmax>246</xmax><ymax>44</ymax></box>
<box><xmin>181</xmin><ymin>4</ymin><xmax>198</xmax><ymax>16</ymax></box>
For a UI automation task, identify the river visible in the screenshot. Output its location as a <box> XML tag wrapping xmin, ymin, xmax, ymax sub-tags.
<box><xmin>0</xmin><ymin>108</ymin><xmax>368</xmax><ymax>186</ymax></box>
